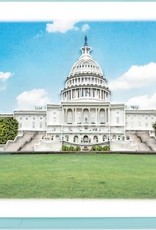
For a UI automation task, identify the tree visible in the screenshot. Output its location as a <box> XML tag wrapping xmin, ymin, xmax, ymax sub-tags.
<box><xmin>153</xmin><ymin>122</ymin><xmax>156</xmax><ymax>136</ymax></box>
<box><xmin>0</xmin><ymin>117</ymin><xmax>18</xmax><ymax>144</ymax></box>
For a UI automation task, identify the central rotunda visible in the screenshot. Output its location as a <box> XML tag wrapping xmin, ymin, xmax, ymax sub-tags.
<box><xmin>61</xmin><ymin>36</ymin><xmax>110</xmax><ymax>103</ymax></box>
<box><xmin>42</xmin><ymin>36</ymin><xmax>126</xmax><ymax>151</ymax></box>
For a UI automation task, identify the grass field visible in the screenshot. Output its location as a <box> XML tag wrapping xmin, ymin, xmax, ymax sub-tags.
<box><xmin>0</xmin><ymin>153</ymin><xmax>156</xmax><ymax>198</ymax></box>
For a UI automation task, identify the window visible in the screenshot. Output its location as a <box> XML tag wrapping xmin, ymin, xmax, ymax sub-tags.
<box><xmin>118</xmin><ymin>136</ymin><xmax>121</xmax><ymax>140</ymax></box>
<box><xmin>40</xmin><ymin>122</ymin><xmax>42</xmax><ymax>128</ymax></box>
<box><xmin>116</xmin><ymin>117</ymin><xmax>119</xmax><ymax>124</ymax></box>
<box><xmin>65</xmin><ymin>135</ymin><xmax>69</xmax><ymax>141</ymax></box>
<box><xmin>113</xmin><ymin>135</ymin><xmax>116</xmax><ymax>140</ymax></box>
<box><xmin>73</xmin><ymin>135</ymin><xmax>78</xmax><ymax>143</ymax></box>
<box><xmin>93</xmin><ymin>136</ymin><xmax>98</xmax><ymax>143</ymax></box>
<box><xmin>85</xmin><ymin>117</ymin><xmax>88</xmax><ymax>123</ymax></box>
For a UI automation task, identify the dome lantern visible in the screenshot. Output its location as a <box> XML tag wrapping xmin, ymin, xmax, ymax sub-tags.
<box><xmin>81</xmin><ymin>36</ymin><xmax>92</xmax><ymax>56</ymax></box>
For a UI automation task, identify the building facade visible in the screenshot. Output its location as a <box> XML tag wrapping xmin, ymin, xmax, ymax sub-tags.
<box><xmin>2</xmin><ymin>37</ymin><xmax>156</xmax><ymax>151</ymax></box>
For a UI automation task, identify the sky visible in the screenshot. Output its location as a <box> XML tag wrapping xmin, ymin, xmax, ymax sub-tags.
<box><xmin>1</xmin><ymin>20</ymin><xmax>156</xmax><ymax>112</ymax></box>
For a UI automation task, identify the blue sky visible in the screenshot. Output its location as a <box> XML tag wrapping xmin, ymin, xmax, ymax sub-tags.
<box><xmin>1</xmin><ymin>21</ymin><xmax>156</xmax><ymax>112</ymax></box>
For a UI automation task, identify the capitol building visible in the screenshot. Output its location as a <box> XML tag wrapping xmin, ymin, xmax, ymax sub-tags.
<box><xmin>2</xmin><ymin>37</ymin><xmax>156</xmax><ymax>152</ymax></box>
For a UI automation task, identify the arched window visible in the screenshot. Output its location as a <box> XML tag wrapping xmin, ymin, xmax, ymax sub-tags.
<box><xmin>93</xmin><ymin>136</ymin><xmax>98</xmax><ymax>143</ymax></box>
<box><xmin>73</xmin><ymin>135</ymin><xmax>78</xmax><ymax>143</ymax></box>
<box><xmin>67</xmin><ymin>109</ymin><xmax>73</xmax><ymax>124</ymax></box>
<box><xmin>65</xmin><ymin>135</ymin><xmax>69</xmax><ymax>141</ymax></box>
<box><xmin>103</xmin><ymin>135</ymin><xmax>107</xmax><ymax>141</ymax></box>
<box><xmin>83</xmin><ymin>135</ymin><xmax>89</xmax><ymax>143</ymax></box>
<box><xmin>113</xmin><ymin>135</ymin><xmax>116</xmax><ymax>140</ymax></box>
<box><xmin>100</xmin><ymin>109</ymin><xmax>105</xmax><ymax>124</ymax></box>
<box><xmin>83</xmin><ymin>109</ymin><xmax>89</xmax><ymax>124</ymax></box>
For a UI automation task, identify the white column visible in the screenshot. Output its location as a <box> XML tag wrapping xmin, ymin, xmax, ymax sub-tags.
<box><xmin>107</xmin><ymin>108</ymin><xmax>109</xmax><ymax>122</ymax></box>
<box><xmin>75</xmin><ymin>108</ymin><xmax>77</xmax><ymax>124</ymax></box>
<box><xmin>70</xmin><ymin>90</ymin><xmax>72</xmax><ymax>99</ymax></box>
<box><xmin>104</xmin><ymin>109</ymin><xmax>106</xmax><ymax>123</ymax></box>
<box><xmin>64</xmin><ymin>109</ymin><xmax>66</xmax><ymax>123</ymax></box>
<box><xmin>96</xmin><ymin>108</ymin><xmax>98</xmax><ymax>124</ymax></box>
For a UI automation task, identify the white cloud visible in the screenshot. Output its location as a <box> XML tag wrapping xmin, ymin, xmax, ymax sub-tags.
<box><xmin>46</xmin><ymin>20</ymin><xmax>79</xmax><ymax>33</ymax></box>
<box><xmin>109</xmin><ymin>62</ymin><xmax>156</xmax><ymax>91</ymax></box>
<box><xmin>46</xmin><ymin>20</ymin><xmax>90</xmax><ymax>33</ymax></box>
<box><xmin>0</xmin><ymin>72</ymin><xmax>13</xmax><ymax>91</ymax></box>
<box><xmin>16</xmin><ymin>88</ymin><xmax>51</xmax><ymax>109</ymax></box>
<box><xmin>0</xmin><ymin>72</ymin><xmax>13</xmax><ymax>81</ymax></box>
<box><xmin>34</xmin><ymin>30</ymin><xmax>43</xmax><ymax>39</ymax></box>
<box><xmin>126</xmin><ymin>93</ymin><xmax>156</xmax><ymax>109</ymax></box>
<box><xmin>81</xmin><ymin>24</ymin><xmax>90</xmax><ymax>32</ymax></box>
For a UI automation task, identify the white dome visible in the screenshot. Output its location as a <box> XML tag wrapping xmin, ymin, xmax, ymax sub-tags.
<box><xmin>61</xmin><ymin>36</ymin><xmax>110</xmax><ymax>103</ymax></box>
<box><xmin>69</xmin><ymin>54</ymin><xmax>104</xmax><ymax>77</ymax></box>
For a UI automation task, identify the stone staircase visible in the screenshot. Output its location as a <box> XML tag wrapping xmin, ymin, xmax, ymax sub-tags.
<box><xmin>128</xmin><ymin>133</ymin><xmax>151</xmax><ymax>151</ymax></box>
<box><xmin>128</xmin><ymin>132</ymin><xmax>156</xmax><ymax>151</ymax></box>
<box><xmin>136</xmin><ymin>131</ymin><xmax>156</xmax><ymax>151</ymax></box>
<box><xmin>19</xmin><ymin>131</ymin><xmax>45</xmax><ymax>151</ymax></box>
<box><xmin>5</xmin><ymin>131</ymin><xmax>38</xmax><ymax>152</ymax></box>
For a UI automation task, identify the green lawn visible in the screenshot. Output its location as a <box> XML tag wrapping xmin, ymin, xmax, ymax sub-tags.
<box><xmin>0</xmin><ymin>153</ymin><xmax>156</xmax><ymax>198</ymax></box>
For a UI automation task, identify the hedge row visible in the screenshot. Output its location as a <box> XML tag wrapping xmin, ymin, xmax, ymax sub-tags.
<box><xmin>62</xmin><ymin>145</ymin><xmax>81</xmax><ymax>151</ymax></box>
<box><xmin>62</xmin><ymin>145</ymin><xmax>110</xmax><ymax>152</ymax></box>
<box><xmin>91</xmin><ymin>145</ymin><xmax>110</xmax><ymax>151</ymax></box>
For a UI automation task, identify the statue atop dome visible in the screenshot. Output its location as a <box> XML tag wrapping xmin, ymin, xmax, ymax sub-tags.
<box><xmin>81</xmin><ymin>36</ymin><xmax>91</xmax><ymax>56</ymax></box>
<box><xmin>84</xmin><ymin>35</ymin><xmax>88</xmax><ymax>46</ymax></box>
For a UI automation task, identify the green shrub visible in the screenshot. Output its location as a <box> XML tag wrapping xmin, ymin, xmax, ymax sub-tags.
<box><xmin>97</xmin><ymin>146</ymin><xmax>103</xmax><ymax>151</ymax></box>
<box><xmin>69</xmin><ymin>146</ymin><xmax>75</xmax><ymax>151</ymax></box>
<box><xmin>91</xmin><ymin>145</ymin><xmax>96</xmax><ymax>151</ymax></box>
<box><xmin>62</xmin><ymin>145</ymin><xmax>68</xmax><ymax>151</ymax></box>
<box><xmin>75</xmin><ymin>146</ymin><xmax>81</xmax><ymax>151</ymax></box>
<box><xmin>0</xmin><ymin>117</ymin><xmax>18</xmax><ymax>144</ymax></box>
<box><xmin>62</xmin><ymin>145</ymin><xmax>81</xmax><ymax>152</ymax></box>
<box><xmin>91</xmin><ymin>145</ymin><xmax>110</xmax><ymax>151</ymax></box>
<box><xmin>103</xmin><ymin>145</ymin><xmax>110</xmax><ymax>151</ymax></box>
